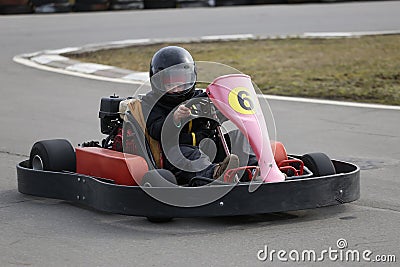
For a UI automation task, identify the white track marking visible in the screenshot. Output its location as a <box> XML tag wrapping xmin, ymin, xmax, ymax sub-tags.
<box><xmin>262</xmin><ymin>95</ymin><xmax>400</xmax><ymax>111</ymax></box>
<box><xmin>44</xmin><ymin>47</ymin><xmax>80</xmax><ymax>54</ymax></box>
<box><xmin>109</xmin><ymin>39</ymin><xmax>151</xmax><ymax>46</ymax></box>
<box><xmin>65</xmin><ymin>63</ymin><xmax>114</xmax><ymax>74</ymax></box>
<box><xmin>304</xmin><ymin>30</ymin><xmax>400</xmax><ymax>38</ymax></box>
<box><xmin>122</xmin><ymin>72</ymin><xmax>149</xmax><ymax>82</ymax></box>
<box><xmin>31</xmin><ymin>55</ymin><xmax>69</xmax><ymax>64</ymax></box>
<box><xmin>201</xmin><ymin>34</ymin><xmax>255</xmax><ymax>41</ymax></box>
<box><xmin>13</xmin><ymin>55</ymin><xmax>143</xmax><ymax>84</ymax></box>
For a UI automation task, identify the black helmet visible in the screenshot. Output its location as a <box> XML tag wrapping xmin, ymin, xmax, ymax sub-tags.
<box><xmin>149</xmin><ymin>46</ymin><xmax>197</xmax><ymax>106</ymax></box>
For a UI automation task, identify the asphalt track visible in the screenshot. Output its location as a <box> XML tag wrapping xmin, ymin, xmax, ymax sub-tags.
<box><xmin>1</xmin><ymin>1</ymin><xmax>400</xmax><ymax>266</ymax></box>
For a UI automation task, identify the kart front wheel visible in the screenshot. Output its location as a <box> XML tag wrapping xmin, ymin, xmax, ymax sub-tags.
<box><xmin>29</xmin><ymin>139</ymin><xmax>76</xmax><ymax>172</ymax></box>
<box><xmin>301</xmin><ymin>153</ymin><xmax>336</xmax><ymax>177</ymax></box>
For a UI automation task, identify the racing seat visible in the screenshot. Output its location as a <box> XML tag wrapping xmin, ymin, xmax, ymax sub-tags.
<box><xmin>121</xmin><ymin>98</ymin><xmax>228</xmax><ymax>186</ymax></box>
<box><xmin>121</xmin><ymin>98</ymin><xmax>245</xmax><ymax>186</ymax></box>
<box><xmin>121</xmin><ymin>98</ymin><xmax>163</xmax><ymax>170</ymax></box>
<box><xmin>121</xmin><ymin>99</ymin><xmax>183</xmax><ymax>187</ymax></box>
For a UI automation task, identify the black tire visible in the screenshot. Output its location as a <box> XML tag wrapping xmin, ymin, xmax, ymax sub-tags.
<box><xmin>301</xmin><ymin>152</ymin><xmax>336</xmax><ymax>177</ymax></box>
<box><xmin>140</xmin><ymin>169</ymin><xmax>178</xmax><ymax>187</ymax></box>
<box><xmin>215</xmin><ymin>0</ymin><xmax>250</xmax><ymax>6</ymax></box>
<box><xmin>143</xmin><ymin>0</ymin><xmax>175</xmax><ymax>9</ymax></box>
<box><xmin>0</xmin><ymin>4</ymin><xmax>32</xmax><ymax>14</ymax></box>
<box><xmin>250</xmin><ymin>0</ymin><xmax>286</xmax><ymax>4</ymax></box>
<box><xmin>146</xmin><ymin>217</ymin><xmax>173</xmax><ymax>223</ymax></box>
<box><xmin>29</xmin><ymin>139</ymin><xmax>76</xmax><ymax>172</ymax></box>
<box><xmin>177</xmin><ymin>0</ymin><xmax>210</xmax><ymax>8</ymax></box>
<box><xmin>142</xmin><ymin>169</ymin><xmax>176</xmax><ymax>222</ymax></box>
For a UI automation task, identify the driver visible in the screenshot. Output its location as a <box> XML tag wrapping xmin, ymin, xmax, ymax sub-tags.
<box><xmin>141</xmin><ymin>46</ymin><xmax>239</xmax><ymax>185</ymax></box>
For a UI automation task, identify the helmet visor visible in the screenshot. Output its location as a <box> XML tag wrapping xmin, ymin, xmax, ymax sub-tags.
<box><xmin>151</xmin><ymin>63</ymin><xmax>196</xmax><ymax>93</ymax></box>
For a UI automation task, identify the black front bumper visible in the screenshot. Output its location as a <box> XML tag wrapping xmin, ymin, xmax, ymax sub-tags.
<box><xmin>17</xmin><ymin>159</ymin><xmax>360</xmax><ymax>218</ymax></box>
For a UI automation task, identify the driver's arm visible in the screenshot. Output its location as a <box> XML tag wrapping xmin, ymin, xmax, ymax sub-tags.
<box><xmin>146</xmin><ymin>108</ymin><xmax>196</xmax><ymax>145</ymax></box>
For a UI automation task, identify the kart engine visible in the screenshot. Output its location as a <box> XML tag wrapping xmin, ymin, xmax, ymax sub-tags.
<box><xmin>99</xmin><ymin>94</ymin><xmax>125</xmax><ymax>135</ymax></box>
<box><xmin>98</xmin><ymin>95</ymin><xmax>125</xmax><ymax>151</ymax></box>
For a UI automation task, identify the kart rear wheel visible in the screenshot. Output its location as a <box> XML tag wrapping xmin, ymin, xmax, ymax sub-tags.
<box><xmin>29</xmin><ymin>139</ymin><xmax>76</xmax><ymax>172</ymax></box>
<box><xmin>140</xmin><ymin>169</ymin><xmax>177</xmax><ymax>187</ymax></box>
<box><xmin>301</xmin><ymin>153</ymin><xmax>336</xmax><ymax>177</ymax></box>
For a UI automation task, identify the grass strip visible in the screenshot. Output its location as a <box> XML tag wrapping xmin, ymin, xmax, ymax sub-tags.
<box><xmin>69</xmin><ymin>35</ymin><xmax>400</xmax><ymax>105</ymax></box>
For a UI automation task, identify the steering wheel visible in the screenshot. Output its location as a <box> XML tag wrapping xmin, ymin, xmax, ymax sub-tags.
<box><xmin>184</xmin><ymin>97</ymin><xmax>217</xmax><ymax>120</ymax></box>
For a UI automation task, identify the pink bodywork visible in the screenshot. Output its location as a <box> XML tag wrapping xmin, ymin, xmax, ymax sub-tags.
<box><xmin>206</xmin><ymin>74</ymin><xmax>285</xmax><ymax>183</ymax></box>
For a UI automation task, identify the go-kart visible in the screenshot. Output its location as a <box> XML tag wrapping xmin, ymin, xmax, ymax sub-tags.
<box><xmin>16</xmin><ymin>62</ymin><xmax>360</xmax><ymax>222</ymax></box>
